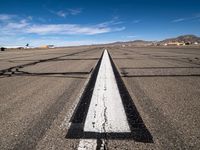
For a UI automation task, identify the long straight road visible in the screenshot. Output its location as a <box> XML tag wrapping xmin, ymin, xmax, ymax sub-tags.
<box><xmin>0</xmin><ymin>46</ymin><xmax>200</xmax><ymax>149</ymax></box>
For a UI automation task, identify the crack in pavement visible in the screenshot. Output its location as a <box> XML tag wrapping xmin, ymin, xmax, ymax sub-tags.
<box><xmin>100</xmin><ymin>95</ymin><xmax>108</xmax><ymax>150</ymax></box>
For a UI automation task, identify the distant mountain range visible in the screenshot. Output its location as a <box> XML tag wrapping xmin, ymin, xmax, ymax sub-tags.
<box><xmin>110</xmin><ymin>40</ymin><xmax>152</xmax><ymax>46</ymax></box>
<box><xmin>109</xmin><ymin>35</ymin><xmax>200</xmax><ymax>46</ymax></box>
<box><xmin>160</xmin><ymin>35</ymin><xmax>200</xmax><ymax>44</ymax></box>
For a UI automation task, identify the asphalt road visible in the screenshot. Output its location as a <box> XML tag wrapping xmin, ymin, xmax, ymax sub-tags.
<box><xmin>0</xmin><ymin>46</ymin><xmax>200</xmax><ymax>149</ymax></box>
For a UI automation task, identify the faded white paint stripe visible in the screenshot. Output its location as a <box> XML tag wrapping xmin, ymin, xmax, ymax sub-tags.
<box><xmin>78</xmin><ymin>49</ymin><xmax>130</xmax><ymax>149</ymax></box>
<box><xmin>84</xmin><ymin>49</ymin><xmax>130</xmax><ymax>132</ymax></box>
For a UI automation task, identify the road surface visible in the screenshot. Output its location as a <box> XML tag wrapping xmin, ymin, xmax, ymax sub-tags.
<box><xmin>0</xmin><ymin>46</ymin><xmax>200</xmax><ymax>149</ymax></box>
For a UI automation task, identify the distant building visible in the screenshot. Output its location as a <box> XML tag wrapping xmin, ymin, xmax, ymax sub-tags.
<box><xmin>122</xmin><ymin>44</ymin><xmax>126</xmax><ymax>47</ymax></box>
<box><xmin>39</xmin><ymin>45</ymin><xmax>54</xmax><ymax>48</ymax></box>
<box><xmin>165</xmin><ymin>42</ymin><xmax>185</xmax><ymax>46</ymax></box>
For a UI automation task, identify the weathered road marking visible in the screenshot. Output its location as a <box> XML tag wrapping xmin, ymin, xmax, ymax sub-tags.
<box><xmin>78</xmin><ymin>50</ymin><xmax>130</xmax><ymax>149</ymax></box>
<box><xmin>66</xmin><ymin>49</ymin><xmax>153</xmax><ymax>149</ymax></box>
<box><xmin>84</xmin><ymin>50</ymin><xmax>130</xmax><ymax>132</ymax></box>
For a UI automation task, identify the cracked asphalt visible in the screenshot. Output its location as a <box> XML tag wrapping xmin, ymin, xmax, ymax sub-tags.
<box><xmin>0</xmin><ymin>46</ymin><xmax>200</xmax><ymax>149</ymax></box>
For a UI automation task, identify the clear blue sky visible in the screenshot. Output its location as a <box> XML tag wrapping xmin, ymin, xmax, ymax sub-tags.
<box><xmin>0</xmin><ymin>0</ymin><xmax>200</xmax><ymax>46</ymax></box>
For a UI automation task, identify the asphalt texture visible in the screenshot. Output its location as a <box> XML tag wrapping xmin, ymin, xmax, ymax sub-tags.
<box><xmin>0</xmin><ymin>46</ymin><xmax>200</xmax><ymax>149</ymax></box>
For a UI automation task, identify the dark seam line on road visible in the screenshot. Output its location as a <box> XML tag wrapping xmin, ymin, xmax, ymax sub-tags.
<box><xmin>0</xmin><ymin>75</ymin><xmax>87</xmax><ymax>79</ymax></box>
<box><xmin>18</xmin><ymin>71</ymin><xmax>91</xmax><ymax>75</ymax></box>
<box><xmin>53</xmin><ymin>58</ymin><xmax>99</xmax><ymax>61</ymax></box>
<box><xmin>15</xmin><ymin>67</ymin><xmax>93</xmax><ymax>75</ymax></box>
<box><xmin>1</xmin><ymin>67</ymin><xmax>94</xmax><ymax>78</ymax></box>
<box><xmin>66</xmin><ymin>50</ymin><xmax>153</xmax><ymax>143</ymax></box>
<box><xmin>0</xmin><ymin>58</ymin><xmax>99</xmax><ymax>63</ymax></box>
<box><xmin>113</xmin><ymin>57</ymin><xmax>193</xmax><ymax>60</ymax></box>
<box><xmin>167</xmin><ymin>58</ymin><xmax>200</xmax><ymax>66</ymax></box>
<box><xmin>121</xmin><ymin>67</ymin><xmax>200</xmax><ymax>69</ymax></box>
<box><xmin>122</xmin><ymin>74</ymin><xmax>200</xmax><ymax>77</ymax></box>
<box><xmin>0</xmin><ymin>70</ymin><xmax>92</xmax><ymax>77</ymax></box>
<box><xmin>0</xmin><ymin>48</ymin><xmax>100</xmax><ymax>75</ymax></box>
<box><xmin>113</xmin><ymin>58</ymin><xmax>136</xmax><ymax>60</ymax></box>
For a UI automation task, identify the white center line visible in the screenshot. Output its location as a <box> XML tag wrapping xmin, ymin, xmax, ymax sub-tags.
<box><xmin>84</xmin><ymin>49</ymin><xmax>130</xmax><ymax>132</ymax></box>
<box><xmin>78</xmin><ymin>49</ymin><xmax>130</xmax><ymax>149</ymax></box>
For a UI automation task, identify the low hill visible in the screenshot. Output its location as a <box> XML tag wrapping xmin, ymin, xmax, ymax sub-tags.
<box><xmin>161</xmin><ymin>35</ymin><xmax>200</xmax><ymax>44</ymax></box>
<box><xmin>109</xmin><ymin>40</ymin><xmax>153</xmax><ymax>46</ymax></box>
